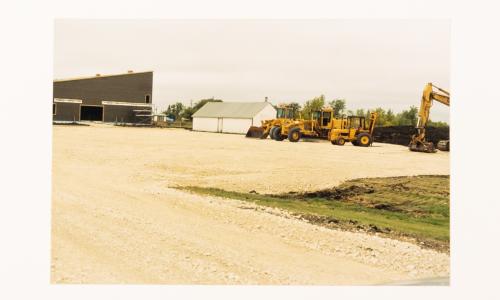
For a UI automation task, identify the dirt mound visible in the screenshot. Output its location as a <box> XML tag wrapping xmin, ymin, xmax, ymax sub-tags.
<box><xmin>285</xmin><ymin>184</ymin><xmax>375</xmax><ymax>200</ymax></box>
<box><xmin>281</xmin><ymin>184</ymin><xmax>403</xmax><ymax>213</ymax></box>
<box><xmin>373</xmin><ymin>126</ymin><xmax>449</xmax><ymax>146</ymax></box>
<box><xmin>371</xmin><ymin>203</ymin><xmax>401</xmax><ymax>212</ymax></box>
<box><xmin>296</xmin><ymin>213</ymin><xmax>391</xmax><ymax>234</ymax></box>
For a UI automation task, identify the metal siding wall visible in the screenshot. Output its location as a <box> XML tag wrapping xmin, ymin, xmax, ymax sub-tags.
<box><xmin>53</xmin><ymin>72</ymin><xmax>153</xmax><ymax>106</ymax></box>
<box><xmin>53</xmin><ymin>102</ymin><xmax>81</xmax><ymax>122</ymax></box>
<box><xmin>103</xmin><ymin>105</ymin><xmax>138</xmax><ymax>123</ymax></box>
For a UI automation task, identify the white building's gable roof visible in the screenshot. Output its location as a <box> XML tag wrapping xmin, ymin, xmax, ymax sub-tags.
<box><xmin>192</xmin><ymin>102</ymin><xmax>272</xmax><ymax>118</ymax></box>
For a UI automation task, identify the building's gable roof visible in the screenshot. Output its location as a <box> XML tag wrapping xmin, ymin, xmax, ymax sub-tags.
<box><xmin>53</xmin><ymin>71</ymin><xmax>153</xmax><ymax>83</ymax></box>
<box><xmin>192</xmin><ymin>102</ymin><xmax>273</xmax><ymax>118</ymax></box>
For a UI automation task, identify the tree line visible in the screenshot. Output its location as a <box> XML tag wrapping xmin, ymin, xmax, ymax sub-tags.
<box><xmin>284</xmin><ymin>95</ymin><xmax>447</xmax><ymax>127</ymax></box>
<box><xmin>162</xmin><ymin>95</ymin><xmax>448</xmax><ymax>127</ymax></box>
<box><xmin>163</xmin><ymin>98</ymin><xmax>222</xmax><ymax>121</ymax></box>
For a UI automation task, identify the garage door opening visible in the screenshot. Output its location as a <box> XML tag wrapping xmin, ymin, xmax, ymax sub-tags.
<box><xmin>80</xmin><ymin>106</ymin><xmax>103</xmax><ymax>121</ymax></box>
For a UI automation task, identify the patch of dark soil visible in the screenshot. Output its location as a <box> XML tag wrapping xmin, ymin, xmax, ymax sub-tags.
<box><xmin>371</xmin><ymin>203</ymin><xmax>403</xmax><ymax>212</ymax></box>
<box><xmin>298</xmin><ymin>213</ymin><xmax>392</xmax><ymax>235</ymax></box>
<box><xmin>285</xmin><ymin>184</ymin><xmax>375</xmax><ymax>201</ymax></box>
<box><xmin>368</xmin><ymin>224</ymin><xmax>384</xmax><ymax>233</ymax></box>
<box><xmin>300</xmin><ymin>214</ymin><xmax>340</xmax><ymax>224</ymax></box>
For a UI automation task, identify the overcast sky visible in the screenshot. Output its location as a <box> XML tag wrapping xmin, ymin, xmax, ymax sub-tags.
<box><xmin>54</xmin><ymin>19</ymin><xmax>450</xmax><ymax>122</ymax></box>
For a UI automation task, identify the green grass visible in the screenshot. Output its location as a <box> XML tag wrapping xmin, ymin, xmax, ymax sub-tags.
<box><xmin>177</xmin><ymin>175</ymin><xmax>449</xmax><ymax>252</ymax></box>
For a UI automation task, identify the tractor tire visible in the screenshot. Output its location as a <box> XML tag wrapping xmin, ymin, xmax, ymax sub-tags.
<box><xmin>336</xmin><ymin>137</ymin><xmax>346</xmax><ymax>146</ymax></box>
<box><xmin>270</xmin><ymin>126</ymin><xmax>280</xmax><ymax>140</ymax></box>
<box><xmin>356</xmin><ymin>133</ymin><xmax>372</xmax><ymax>147</ymax></box>
<box><xmin>288</xmin><ymin>127</ymin><xmax>302</xmax><ymax>142</ymax></box>
<box><xmin>331</xmin><ymin>140</ymin><xmax>337</xmax><ymax>145</ymax></box>
<box><xmin>272</xmin><ymin>126</ymin><xmax>284</xmax><ymax>141</ymax></box>
<box><xmin>274</xmin><ymin>132</ymin><xmax>285</xmax><ymax>141</ymax></box>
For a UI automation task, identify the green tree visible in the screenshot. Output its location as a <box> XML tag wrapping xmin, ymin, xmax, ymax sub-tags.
<box><xmin>353</xmin><ymin>106</ymin><xmax>448</xmax><ymax>127</ymax></box>
<box><xmin>167</xmin><ymin>102</ymin><xmax>184</xmax><ymax>120</ymax></box>
<box><xmin>193</xmin><ymin>98</ymin><xmax>222</xmax><ymax>111</ymax></box>
<box><xmin>386</xmin><ymin>109</ymin><xmax>395</xmax><ymax>125</ymax></box>
<box><xmin>328</xmin><ymin>99</ymin><xmax>346</xmax><ymax>116</ymax></box>
<box><xmin>180</xmin><ymin>106</ymin><xmax>195</xmax><ymax>120</ymax></box>
<box><xmin>301</xmin><ymin>95</ymin><xmax>325</xmax><ymax>119</ymax></box>
<box><xmin>372</xmin><ymin>107</ymin><xmax>387</xmax><ymax>126</ymax></box>
<box><xmin>287</xmin><ymin>102</ymin><xmax>302</xmax><ymax>118</ymax></box>
<box><xmin>181</xmin><ymin>98</ymin><xmax>223</xmax><ymax>120</ymax></box>
<box><xmin>355</xmin><ymin>109</ymin><xmax>365</xmax><ymax>117</ymax></box>
<box><xmin>427</xmin><ymin>120</ymin><xmax>449</xmax><ymax>127</ymax></box>
<box><xmin>396</xmin><ymin>106</ymin><xmax>418</xmax><ymax>126</ymax></box>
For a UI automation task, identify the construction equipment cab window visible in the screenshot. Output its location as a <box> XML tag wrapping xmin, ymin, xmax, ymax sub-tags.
<box><xmin>347</xmin><ymin>117</ymin><xmax>365</xmax><ymax>129</ymax></box>
<box><xmin>322</xmin><ymin>111</ymin><xmax>331</xmax><ymax>126</ymax></box>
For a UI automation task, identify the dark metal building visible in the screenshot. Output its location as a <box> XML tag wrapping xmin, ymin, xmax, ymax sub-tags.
<box><xmin>53</xmin><ymin>71</ymin><xmax>153</xmax><ymax>123</ymax></box>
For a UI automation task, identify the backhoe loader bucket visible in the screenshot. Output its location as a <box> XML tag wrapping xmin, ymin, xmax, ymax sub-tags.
<box><xmin>246</xmin><ymin>126</ymin><xmax>268</xmax><ymax>139</ymax></box>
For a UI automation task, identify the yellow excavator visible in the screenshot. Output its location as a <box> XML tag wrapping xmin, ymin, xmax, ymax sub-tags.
<box><xmin>409</xmin><ymin>83</ymin><xmax>450</xmax><ymax>153</ymax></box>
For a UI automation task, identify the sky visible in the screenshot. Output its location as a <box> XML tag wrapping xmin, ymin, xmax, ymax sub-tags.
<box><xmin>54</xmin><ymin>19</ymin><xmax>450</xmax><ymax>122</ymax></box>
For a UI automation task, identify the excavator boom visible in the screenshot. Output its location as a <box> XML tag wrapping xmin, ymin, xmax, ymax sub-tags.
<box><xmin>409</xmin><ymin>83</ymin><xmax>450</xmax><ymax>153</ymax></box>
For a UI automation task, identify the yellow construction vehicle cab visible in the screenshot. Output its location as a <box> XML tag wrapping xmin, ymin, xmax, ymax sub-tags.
<box><xmin>409</xmin><ymin>83</ymin><xmax>450</xmax><ymax>153</ymax></box>
<box><xmin>328</xmin><ymin>112</ymin><xmax>378</xmax><ymax>147</ymax></box>
<box><xmin>246</xmin><ymin>104</ymin><xmax>297</xmax><ymax>139</ymax></box>
<box><xmin>271</xmin><ymin>107</ymin><xmax>343</xmax><ymax>142</ymax></box>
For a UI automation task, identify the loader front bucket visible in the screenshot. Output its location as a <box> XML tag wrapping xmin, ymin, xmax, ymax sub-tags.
<box><xmin>245</xmin><ymin>126</ymin><xmax>268</xmax><ymax>139</ymax></box>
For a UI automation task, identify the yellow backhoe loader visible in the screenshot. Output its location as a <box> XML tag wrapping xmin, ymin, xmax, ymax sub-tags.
<box><xmin>409</xmin><ymin>83</ymin><xmax>450</xmax><ymax>153</ymax></box>
<box><xmin>328</xmin><ymin>112</ymin><xmax>378</xmax><ymax>147</ymax></box>
<box><xmin>245</xmin><ymin>105</ymin><xmax>297</xmax><ymax>139</ymax></box>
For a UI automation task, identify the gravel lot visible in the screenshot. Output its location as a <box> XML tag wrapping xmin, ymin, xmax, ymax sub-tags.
<box><xmin>51</xmin><ymin>124</ymin><xmax>450</xmax><ymax>284</ymax></box>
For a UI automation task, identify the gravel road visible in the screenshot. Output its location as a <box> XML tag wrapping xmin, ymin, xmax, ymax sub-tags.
<box><xmin>51</xmin><ymin>124</ymin><xmax>449</xmax><ymax>284</ymax></box>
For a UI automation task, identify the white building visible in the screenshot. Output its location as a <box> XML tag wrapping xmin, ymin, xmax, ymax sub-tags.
<box><xmin>192</xmin><ymin>102</ymin><xmax>277</xmax><ymax>134</ymax></box>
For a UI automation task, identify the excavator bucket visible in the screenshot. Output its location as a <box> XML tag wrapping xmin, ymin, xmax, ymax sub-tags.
<box><xmin>409</xmin><ymin>141</ymin><xmax>437</xmax><ymax>153</ymax></box>
<box><xmin>246</xmin><ymin>126</ymin><xmax>268</xmax><ymax>139</ymax></box>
